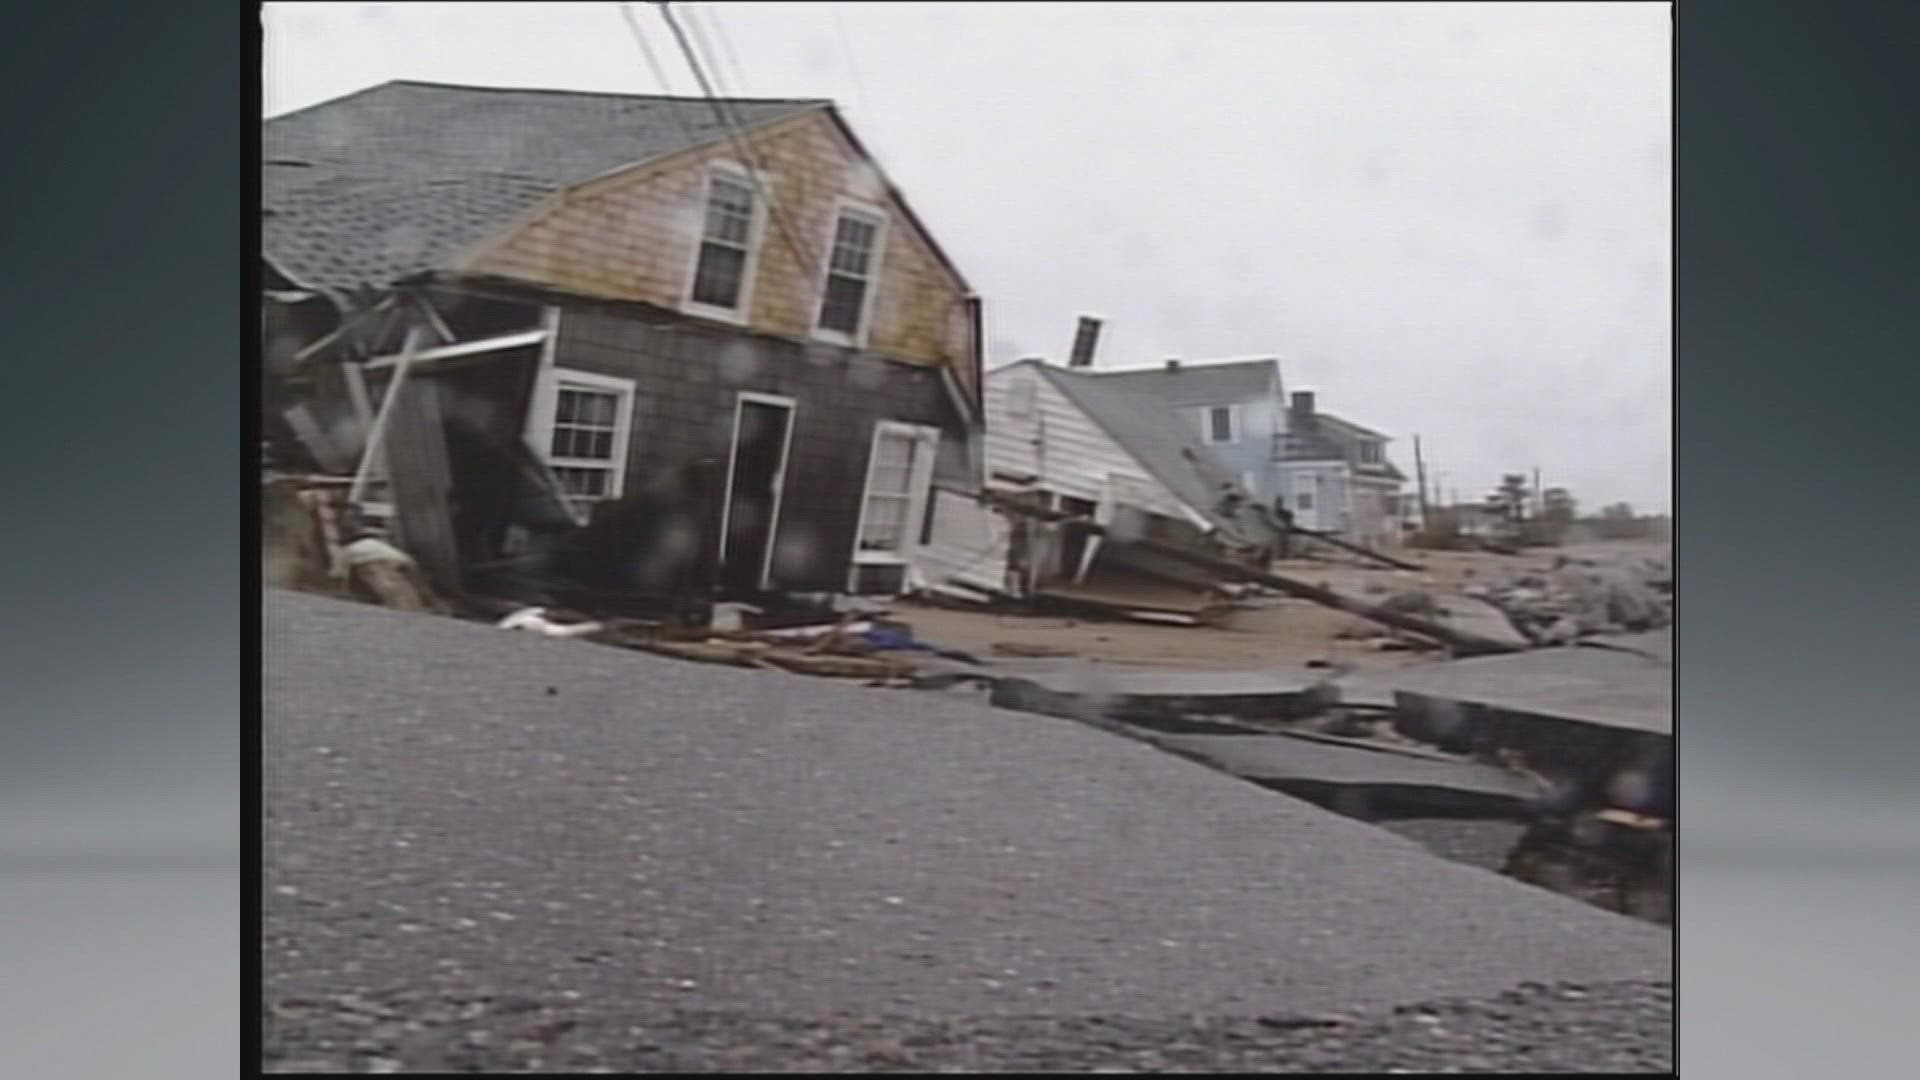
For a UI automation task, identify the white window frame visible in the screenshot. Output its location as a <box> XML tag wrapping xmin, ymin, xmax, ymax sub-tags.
<box><xmin>811</xmin><ymin>195</ymin><xmax>889</xmax><ymax>349</ymax></box>
<box><xmin>680</xmin><ymin>161</ymin><xmax>771</xmax><ymax>326</ymax></box>
<box><xmin>1205</xmin><ymin>404</ymin><xmax>1240</xmax><ymax>444</ymax></box>
<box><xmin>1358</xmin><ymin>440</ymin><xmax>1383</xmax><ymax>465</ymax></box>
<box><xmin>524</xmin><ymin>366</ymin><xmax>637</xmax><ymax>524</ymax></box>
<box><xmin>850</xmin><ymin>420</ymin><xmax>940</xmax><ymax>570</ymax></box>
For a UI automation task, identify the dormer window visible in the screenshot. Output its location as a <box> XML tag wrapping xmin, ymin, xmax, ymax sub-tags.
<box><xmin>1358</xmin><ymin>441</ymin><xmax>1382</xmax><ymax>465</ymax></box>
<box><xmin>685</xmin><ymin>165</ymin><xmax>763</xmax><ymax>321</ymax></box>
<box><xmin>815</xmin><ymin>200</ymin><xmax>887</xmax><ymax>345</ymax></box>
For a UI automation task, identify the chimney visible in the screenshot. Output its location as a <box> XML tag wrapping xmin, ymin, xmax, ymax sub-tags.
<box><xmin>1165</xmin><ymin>358</ymin><xmax>1182</xmax><ymax>373</ymax></box>
<box><xmin>1067</xmin><ymin>316</ymin><xmax>1103</xmax><ymax>368</ymax></box>
<box><xmin>1290</xmin><ymin>390</ymin><xmax>1315</xmax><ymax>418</ymax></box>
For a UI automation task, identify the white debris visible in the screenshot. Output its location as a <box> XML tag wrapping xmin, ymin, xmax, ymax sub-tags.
<box><xmin>498</xmin><ymin>607</ymin><xmax>604</xmax><ymax>639</ymax></box>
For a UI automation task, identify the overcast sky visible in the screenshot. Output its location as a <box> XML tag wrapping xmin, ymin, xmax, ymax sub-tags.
<box><xmin>264</xmin><ymin>2</ymin><xmax>1671</xmax><ymax>513</ymax></box>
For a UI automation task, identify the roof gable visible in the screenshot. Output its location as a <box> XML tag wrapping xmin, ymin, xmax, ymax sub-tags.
<box><xmin>262</xmin><ymin>81</ymin><xmax>826</xmax><ymax>291</ymax></box>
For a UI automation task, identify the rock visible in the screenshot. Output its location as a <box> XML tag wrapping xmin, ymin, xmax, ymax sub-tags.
<box><xmin>1379</xmin><ymin>591</ymin><xmax>1441</xmax><ymax>618</ymax></box>
<box><xmin>1538</xmin><ymin>617</ymin><xmax>1580</xmax><ymax>645</ymax></box>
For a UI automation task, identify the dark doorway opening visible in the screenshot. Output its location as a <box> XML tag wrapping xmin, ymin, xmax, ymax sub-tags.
<box><xmin>719</xmin><ymin>395</ymin><xmax>795</xmax><ymax>597</ymax></box>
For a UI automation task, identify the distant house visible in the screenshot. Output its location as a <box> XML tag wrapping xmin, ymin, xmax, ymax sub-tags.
<box><xmin>1275</xmin><ymin>391</ymin><xmax>1408</xmax><ymax>549</ymax></box>
<box><xmin>912</xmin><ymin>359</ymin><xmax>1277</xmax><ymax>602</ymax></box>
<box><xmin>262</xmin><ymin>81</ymin><xmax>985</xmax><ymax>606</ymax></box>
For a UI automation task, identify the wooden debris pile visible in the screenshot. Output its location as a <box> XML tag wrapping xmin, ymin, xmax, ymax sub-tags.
<box><xmin>263</xmin><ymin>472</ymin><xmax>451</xmax><ymax>614</ymax></box>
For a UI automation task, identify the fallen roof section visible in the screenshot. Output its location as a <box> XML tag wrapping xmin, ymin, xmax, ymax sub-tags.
<box><xmin>1386</xmin><ymin>632</ymin><xmax>1673</xmax><ymax>739</ymax></box>
<box><xmin>1019</xmin><ymin>361</ymin><xmax>1278</xmax><ymax>547</ymax></box>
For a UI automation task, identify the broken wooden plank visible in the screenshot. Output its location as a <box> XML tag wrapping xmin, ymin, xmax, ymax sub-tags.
<box><xmin>291</xmin><ymin>295</ymin><xmax>399</xmax><ymax>367</ymax></box>
<box><xmin>759</xmin><ymin>651</ymin><xmax>917</xmax><ymax>679</ymax></box>
<box><xmin>382</xmin><ymin>375</ymin><xmax>462</xmax><ymax>594</ymax></box>
<box><xmin>347</xmin><ymin>325</ymin><xmax>424</xmax><ymax>508</ymax></box>
<box><xmin>633</xmin><ymin>639</ymin><xmax>765</xmax><ymax>667</ymax></box>
<box><xmin>991</xmin><ymin>642</ymin><xmax>1079</xmax><ymax>659</ymax></box>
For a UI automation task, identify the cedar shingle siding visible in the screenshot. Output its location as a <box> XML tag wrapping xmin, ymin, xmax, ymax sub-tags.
<box><xmin>550</xmin><ymin>307</ymin><xmax>970</xmax><ymax>592</ymax></box>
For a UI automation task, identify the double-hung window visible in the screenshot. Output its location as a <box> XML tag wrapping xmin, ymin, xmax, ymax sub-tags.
<box><xmin>536</xmin><ymin>370</ymin><xmax>635</xmax><ymax>520</ymax></box>
<box><xmin>1206</xmin><ymin>405</ymin><xmax>1238</xmax><ymax>444</ymax></box>
<box><xmin>854</xmin><ymin>422</ymin><xmax>938</xmax><ymax>562</ymax></box>
<box><xmin>816</xmin><ymin>203</ymin><xmax>885</xmax><ymax>343</ymax></box>
<box><xmin>688</xmin><ymin>169</ymin><xmax>759</xmax><ymax>317</ymax></box>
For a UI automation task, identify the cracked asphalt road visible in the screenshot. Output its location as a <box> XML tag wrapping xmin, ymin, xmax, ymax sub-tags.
<box><xmin>264</xmin><ymin>590</ymin><xmax>1671</xmax><ymax>1071</ymax></box>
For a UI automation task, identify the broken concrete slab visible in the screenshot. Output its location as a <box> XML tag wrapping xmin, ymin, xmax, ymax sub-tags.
<box><xmin>1144</xmin><ymin>732</ymin><xmax>1545</xmax><ymax>820</ymax></box>
<box><xmin>1383</xmin><ymin>639</ymin><xmax>1672</xmax><ymax>818</ymax></box>
<box><xmin>1387</xmin><ymin>640</ymin><xmax>1671</xmax><ymax>739</ymax></box>
<box><xmin>987</xmin><ymin>664</ymin><xmax>1340</xmax><ymax>731</ymax></box>
<box><xmin>1578</xmin><ymin>627</ymin><xmax>1672</xmax><ymax>665</ymax></box>
<box><xmin>1378</xmin><ymin>819</ymin><xmax>1532</xmax><ymax>874</ymax></box>
<box><xmin>1325</xmin><ymin>673</ymin><xmax>1402</xmax><ymax>710</ymax></box>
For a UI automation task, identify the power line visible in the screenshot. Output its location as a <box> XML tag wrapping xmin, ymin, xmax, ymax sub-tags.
<box><xmin>702</xmin><ymin>3</ymin><xmax>755</xmax><ymax>98</ymax></box>
<box><xmin>682</xmin><ymin>4</ymin><xmax>731</xmax><ymax>97</ymax></box>
<box><xmin>829</xmin><ymin>4</ymin><xmax>882</xmax><ymax>144</ymax></box>
<box><xmin>687</xmin><ymin>4</ymin><xmax>750</xmax><ymax>99</ymax></box>
<box><xmin>618</xmin><ymin>2</ymin><xmax>682</xmax><ymax>99</ymax></box>
<box><xmin>654</xmin><ymin>1</ymin><xmax>822</xmax><ymax>282</ymax></box>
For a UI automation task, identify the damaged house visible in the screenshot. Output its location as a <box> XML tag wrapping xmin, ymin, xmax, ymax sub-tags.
<box><xmin>1066</xmin><ymin>355</ymin><xmax>1289</xmax><ymax>509</ymax></box>
<box><xmin>912</xmin><ymin>352</ymin><xmax>1279</xmax><ymax>618</ymax></box>
<box><xmin>262</xmin><ymin>81</ymin><xmax>984</xmax><ymax>615</ymax></box>
<box><xmin>1049</xmin><ymin>354</ymin><xmax>1411</xmax><ymax>554</ymax></box>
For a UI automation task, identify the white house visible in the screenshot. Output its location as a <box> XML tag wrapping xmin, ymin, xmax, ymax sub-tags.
<box><xmin>910</xmin><ymin>359</ymin><xmax>1278</xmax><ymax>599</ymax></box>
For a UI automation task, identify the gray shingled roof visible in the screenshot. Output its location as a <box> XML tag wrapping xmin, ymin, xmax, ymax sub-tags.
<box><xmin>1282</xmin><ymin>412</ymin><xmax>1407</xmax><ymax>482</ymax></box>
<box><xmin>1316</xmin><ymin>411</ymin><xmax>1391</xmax><ymax>441</ymax></box>
<box><xmin>1082</xmin><ymin>358</ymin><xmax>1280</xmax><ymax>408</ymax></box>
<box><xmin>1023</xmin><ymin>362</ymin><xmax>1277</xmax><ymax>546</ymax></box>
<box><xmin>262</xmin><ymin>81</ymin><xmax>827</xmax><ymax>292</ymax></box>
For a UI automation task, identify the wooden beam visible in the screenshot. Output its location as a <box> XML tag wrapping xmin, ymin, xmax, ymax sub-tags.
<box><xmin>361</xmin><ymin>328</ymin><xmax>550</xmax><ymax>369</ymax></box>
<box><xmin>290</xmin><ymin>295</ymin><xmax>399</xmax><ymax>364</ymax></box>
<box><xmin>383</xmin><ymin>376</ymin><xmax>463</xmax><ymax>593</ymax></box>
<box><xmin>347</xmin><ymin>326</ymin><xmax>423</xmax><ymax>507</ymax></box>
<box><xmin>408</xmin><ymin>291</ymin><xmax>457</xmax><ymax>344</ymax></box>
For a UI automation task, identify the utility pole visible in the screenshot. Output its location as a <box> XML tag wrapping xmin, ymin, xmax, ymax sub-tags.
<box><xmin>1532</xmin><ymin>466</ymin><xmax>1543</xmax><ymax>520</ymax></box>
<box><xmin>1413</xmin><ymin>435</ymin><xmax>1430</xmax><ymax>526</ymax></box>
